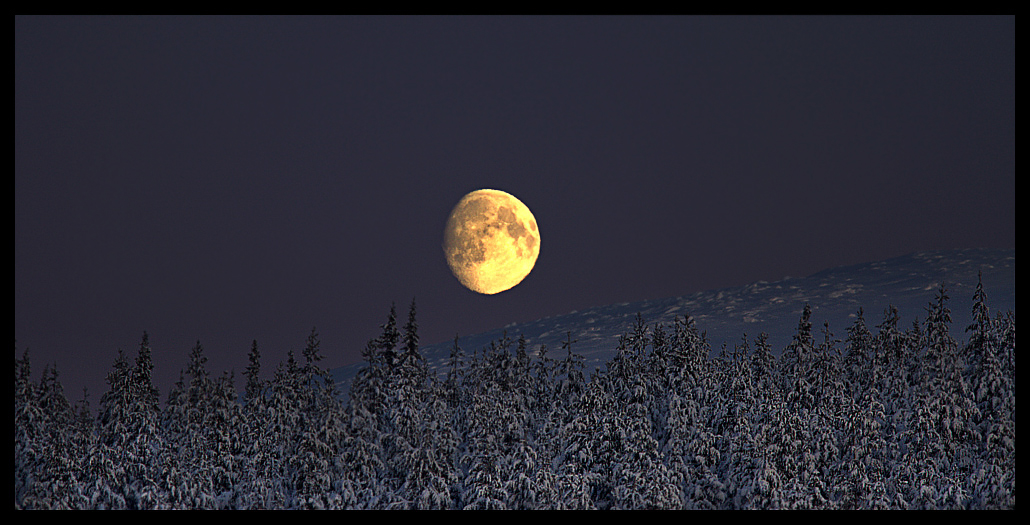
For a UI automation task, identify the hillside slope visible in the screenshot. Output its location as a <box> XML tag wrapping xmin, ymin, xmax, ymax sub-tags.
<box><xmin>331</xmin><ymin>248</ymin><xmax>1014</xmax><ymax>393</ymax></box>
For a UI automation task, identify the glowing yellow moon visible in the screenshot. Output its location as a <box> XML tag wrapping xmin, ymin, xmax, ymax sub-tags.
<box><xmin>443</xmin><ymin>189</ymin><xmax>540</xmax><ymax>295</ymax></box>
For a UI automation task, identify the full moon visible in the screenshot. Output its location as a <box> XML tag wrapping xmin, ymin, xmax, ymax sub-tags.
<box><xmin>443</xmin><ymin>189</ymin><xmax>540</xmax><ymax>295</ymax></box>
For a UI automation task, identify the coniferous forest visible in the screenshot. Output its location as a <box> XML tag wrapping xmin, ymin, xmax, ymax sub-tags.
<box><xmin>15</xmin><ymin>279</ymin><xmax>1015</xmax><ymax>510</ymax></box>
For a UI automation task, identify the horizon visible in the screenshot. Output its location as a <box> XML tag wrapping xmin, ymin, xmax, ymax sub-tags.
<box><xmin>18</xmin><ymin>247</ymin><xmax>1015</xmax><ymax>409</ymax></box>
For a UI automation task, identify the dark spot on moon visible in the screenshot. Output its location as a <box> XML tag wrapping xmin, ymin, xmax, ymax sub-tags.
<box><xmin>497</xmin><ymin>206</ymin><xmax>528</xmax><ymax>242</ymax></box>
<box><xmin>463</xmin><ymin>238</ymin><xmax>486</xmax><ymax>264</ymax></box>
<box><xmin>524</xmin><ymin>231</ymin><xmax>537</xmax><ymax>250</ymax></box>
<box><xmin>506</xmin><ymin>220</ymin><xmax>526</xmax><ymax>241</ymax></box>
<box><xmin>497</xmin><ymin>206</ymin><xmax>516</xmax><ymax>223</ymax></box>
<box><xmin>463</xmin><ymin>199</ymin><xmax>493</xmax><ymax>226</ymax></box>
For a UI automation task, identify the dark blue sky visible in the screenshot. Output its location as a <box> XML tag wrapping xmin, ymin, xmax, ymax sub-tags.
<box><xmin>15</xmin><ymin>15</ymin><xmax>1015</xmax><ymax>402</ymax></box>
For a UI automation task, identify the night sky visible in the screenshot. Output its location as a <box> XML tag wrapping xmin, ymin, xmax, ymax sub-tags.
<box><xmin>15</xmin><ymin>16</ymin><xmax>1015</xmax><ymax>404</ymax></box>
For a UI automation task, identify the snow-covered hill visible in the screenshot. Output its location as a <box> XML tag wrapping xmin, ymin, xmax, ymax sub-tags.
<box><xmin>330</xmin><ymin>248</ymin><xmax>1014</xmax><ymax>395</ymax></box>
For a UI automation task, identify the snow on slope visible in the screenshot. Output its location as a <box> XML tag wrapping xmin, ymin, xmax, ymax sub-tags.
<box><xmin>330</xmin><ymin>248</ymin><xmax>1015</xmax><ymax>395</ymax></box>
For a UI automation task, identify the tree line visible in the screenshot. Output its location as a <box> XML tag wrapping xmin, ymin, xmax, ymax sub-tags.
<box><xmin>14</xmin><ymin>277</ymin><xmax>1015</xmax><ymax>509</ymax></box>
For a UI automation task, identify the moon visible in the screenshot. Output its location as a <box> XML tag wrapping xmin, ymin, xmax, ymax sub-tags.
<box><xmin>443</xmin><ymin>189</ymin><xmax>540</xmax><ymax>295</ymax></box>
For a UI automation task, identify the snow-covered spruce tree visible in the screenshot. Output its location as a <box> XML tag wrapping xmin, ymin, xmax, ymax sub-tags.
<box><xmin>966</xmin><ymin>276</ymin><xmax>1014</xmax><ymax>428</ymax></box>
<box><xmin>128</xmin><ymin>332</ymin><xmax>165</xmax><ymax>509</ymax></box>
<box><xmin>923</xmin><ymin>284</ymin><xmax>981</xmax><ymax>508</ymax></box>
<box><xmin>963</xmin><ymin>271</ymin><xmax>992</xmax><ymax>376</ymax></box>
<box><xmin>235</xmin><ymin>339</ymin><xmax>278</xmax><ymax>509</ymax></box>
<box><xmin>401</xmin><ymin>379</ymin><xmax>458</xmax><ymax>510</ymax></box>
<box><xmin>996</xmin><ymin>310</ymin><xmax>1015</xmax><ymax>398</ymax></box>
<box><xmin>557</xmin><ymin>332</ymin><xmax>588</xmax><ymax>407</ymax></box>
<box><xmin>717</xmin><ymin>333</ymin><xmax>789</xmax><ymax>510</ymax></box>
<box><xmin>83</xmin><ymin>334</ymin><xmax>166</xmax><ymax>510</ymax></box>
<box><xmin>547</xmin><ymin>375</ymin><xmax>603</xmax><ymax>510</ymax></box>
<box><xmin>499</xmin><ymin>342</ymin><xmax>549</xmax><ymax>509</ymax></box>
<box><xmin>646</xmin><ymin>320</ymin><xmax>683</xmax><ymax>453</ymax></box>
<box><xmin>158</xmin><ymin>370</ymin><xmax>190</xmax><ymax>507</ymax></box>
<box><xmin>529</xmin><ymin>333</ymin><xmax>596</xmax><ymax>510</ymax></box>
<box><xmin>456</xmin><ymin>343</ymin><xmax>511</xmax><ymax>509</ymax></box>
<box><xmin>86</xmin><ymin>349</ymin><xmax>134</xmax><ymax>509</ymax></box>
<box><xmin>22</xmin><ymin>363</ymin><xmax>83</xmax><ymax>509</ymax></box>
<box><xmin>672</xmin><ymin>314</ymin><xmax>712</xmax><ymax>386</ymax></box>
<box><xmin>262</xmin><ymin>349</ymin><xmax>303</xmax><ymax>508</ymax></box>
<box><xmin>874</xmin><ymin>307</ymin><xmax>926</xmax><ymax>508</ymax></box>
<box><xmin>160</xmin><ymin>340</ymin><xmax>224</xmax><ymax>509</ymax></box>
<box><xmin>67</xmin><ymin>388</ymin><xmax>98</xmax><ymax>506</ymax></box>
<box><xmin>923</xmin><ymin>284</ymin><xmax>961</xmax><ymax>389</ymax></box>
<box><xmin>640</xmin><ymin>323</ymin><xmax>689</xmax><ymax>509</ymax></box>
<box><xmin>538</xmin><ymin>347</ymin><xmax>565</xmax><ymax>441</ymax></box>
<box><xmin>15</xmin><ymin>348</ymin><xmax>43</xmax><ymax>509</ymax></box>
<box><xmin>377</xmin><ymin>302</ymin><xmax>401</xmax><ymax>369</ymax></box>
<box><xmin>359</xmin><ymin>301</ymin><xmax>457</xmax><ymax>510</ymax></box>
<box><xmin>713</xmin><ymin>334</ymin><xmax>755</xmax><ymax>439</ymax></box>
<box><xmin>838</xmin><ymin>313</ymin><xmax>892</xmax><ymax>509</ymax></box>
<box><xmin>771</xmin><ymin>306</ymin><xmax>838</xmax><ymax>509</ymax></box>
<box><xmin>294</xmin><ymin>328</ymin><xmax>348</xmax><ymax>509</ymax></box>
<box><xmin>811</xmin><ymin>321</ymin><xmax>847</xmax><ymax>508</ymax></box>
<box><xmin>749</xmin><ymin>332</ymin><xmax>778</xmax><ymax>406</ymax></box>
<box><xmin>460</xmin><ymin>443</ymin><xmax>510</xmax><ymax>509</ymax></box>
<box><xmin>886</xmin><ymin>286</ymin><xmax>962</xmax><ymax>509</ymax></box>
<box><xmin>841</xmin><ymin>326</ymin><xmax>894</xmax><ymax>506</ymax></box>
<box><xmin>363</xmin><ymin>303</ymin><xmax>417</xmax><ymax>508</ymax></box>
<box><xmin>767</xmin><ymin>387</ymin><xmax>819</xmax><ymax>510</ymax></box>
<box><xmin>339</xmin><ymin>338</ymin><xmax>389</xmax><ymax>509</ymax></box>
<box><xmin>656</xmin><ymin>314</ymin><xmax>711</xmax><ymax>482</ymax></box>
<box><xmin>608</xmin><ymin>390</ymin><xmax>681</xmax><ymax>509</ymax></box>
<box><xmin>843</xmin><ymin>308</ymin><xmax>876</xmax><ymax>401</ymax></box>
<box><xmin>342</xmin><ymin>302</ymin><xmax>436</xmax><ymax>509</ymax></box>
<box><xmin>731</xmin><ymin>332</ymin><xmax>785</xmax><ymax>509</ymax></box>
<box><xmin>496</xmin><ymin>335</ymin><xmax>547</xmax><ymax>508</ymax></box>
<box><xmin>344</xmin><ymin>304</ymin><xmax>402</xmax><ymax>508</ymax></box>
<box><xmin>641</xmin><ymin>321</ymin><xmax>685</xmax><ymax>454</ymax></box>
<box><xmin>208</xmin><ymin>370</ymin><xmax>247</xmax><ymax>508</ymax></box>
<box><xmin>380</xmin><ymin>323</ymin><xmax>432</xmax><ymax>507</ymax></box>
<box><xmin>453</xmin><ymin>332</ymin><xmax>522</xmax><ymax>509</ymax></box>
<box><xmin>580</xmin><ymin>322</ymin><xmax>680</xmax><ymax>510</ymax></box>
<box><xmin>243</xmin><ymin>339</ymin><xmax>265</xmax><ymax>407</ymax></box>
<box><xmin>990</xmin><ymin>308</ymin><xmax>1016</xmax><ymax>510</ymax></box>
<box><xmin>15</xmin><ymin>351</ymin><xmax>88</xmax><ymax>509</ymax></box>
<box><xmin>487</xmin><ymin>333</ymin><xmax>543</xmax><ymax>510</ymax></box>
<box><xmin>657</xmin><ymin>316</ymin><xmax>722</xmax><ymax>509</ymax></box>
<box><xmin>441</xmin><ymin>333</ymin><xmax>465</xmax><ymax>412</ymax></box>
<box><xmin>904</xmin><ymin>316</ymin><xmax>926</xmax><ymax>387</ymax></box>
<box><xmin>661</xmin><ymin>388</ymin><xmax>700</xmax><ymax>507</ymax></box>
<box><xmin>869</xmin><ymin>304</ymin><xmax>912</xmax><ymax>507</ymax></box>
<box><xmin>874</xmin><ymin>305</ymin><xmax>909</xmax><ymax>392</ymax></box>
<box><xmin>779</xmin><ymin>304</ymin><xmax>817</xmax><ymax>413</ymax></box>
<box><xmin>400</xmin><ymin>298</ymin><xmax>422</xmax><ymax>369</ymax></box>
<box><xmin>963</xmin><ymin>281</ymin><xmax>1016</xmax><ymax>509</ymax></box>
<box><xmin>515</xmin><ymin>338</ymin><xmax>575</xmax><ymax>508</ymax></box>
